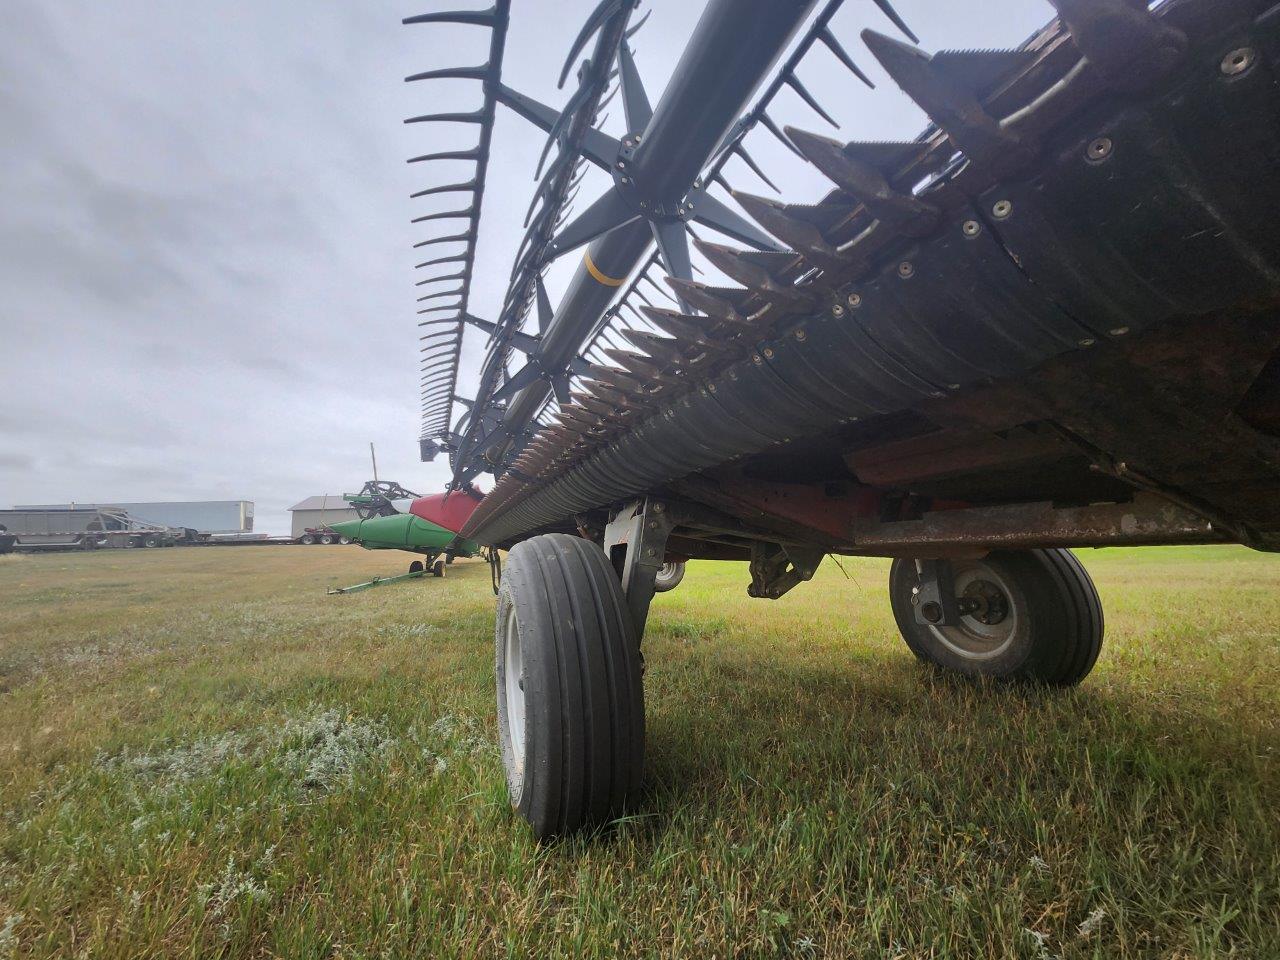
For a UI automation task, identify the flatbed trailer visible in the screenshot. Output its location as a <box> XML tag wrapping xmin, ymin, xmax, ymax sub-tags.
<box><xmin>399</xmin><ymin>0</ymin><xmax>1280</xmax><ymax>837</ymax></box>
<box><xmin>0</xmin><ymin>508</ymin><xmax>184</xmax><ymax>551</ymax></box>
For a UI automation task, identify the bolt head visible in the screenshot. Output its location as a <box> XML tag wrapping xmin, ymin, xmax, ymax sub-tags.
<box><xmin>1086</xmin><ymin>137</ymin><xmax>1113</xmax><ymax>162</ymax></box>
<box><xmin>847</xmin><ymin>292</ymin><xmax>862</xmax><ymax>308</ymax></box>
<box><xmin>762</xmin><ymin>347</ymin><xmax>774</xmax><ymax>359</ymax></box>
<box><xmin>1221</xmin><ymin>47</ymin><xmax>1255</xmax><ymax>77</ymax></box>
<box><xmin>831</xmin><ymin>304</ymin><xmax>845</xmax><ymax>318</ymax></box>
<box><xmin>898</xmin><ymin>261</ymin><xmax>914</xmax><ymax>279</ymax></box>
<box><xmin>1109</xmin><ymin>326</ymin><xmax>1130</xmax><ymax>337</ymax></box>
<box><xmin>992</xmin><ymin>199</ymin><xmax>1013</xmax><ymax>220</ymax></box>
<box><xmin>962</xmin><ymin>220</ymin><xmax>981</xmax><ymax>237</ymax></box>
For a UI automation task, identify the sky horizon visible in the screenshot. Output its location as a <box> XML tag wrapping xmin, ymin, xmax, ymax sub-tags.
<box><xmin>0</xmin><ymin>0</ymin><xmax>1054</xmax><ymax>535</ymax></box>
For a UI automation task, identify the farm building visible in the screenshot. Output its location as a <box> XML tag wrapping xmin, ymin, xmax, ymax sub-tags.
<box><xmin>288</xmin><ymin>496</ymin><xmax>359</xmax><ymax>538</ymax></box>
<box><xmin>16</xmin><ymin>500</ymin><xmax>253</xmax><ymax>534</ymax></box>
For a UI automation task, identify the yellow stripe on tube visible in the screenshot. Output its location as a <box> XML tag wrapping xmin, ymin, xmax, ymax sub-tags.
<box><xmin>583</xmin><ymin>249</ymin><xmax>626</xmax><ymax>286</ymax></box>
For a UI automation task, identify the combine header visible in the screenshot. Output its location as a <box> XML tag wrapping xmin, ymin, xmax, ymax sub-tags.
<box><xmin>401</xmin><ymin>0</ymin><xmax>1280</xmax><ymax>836</ymax></box>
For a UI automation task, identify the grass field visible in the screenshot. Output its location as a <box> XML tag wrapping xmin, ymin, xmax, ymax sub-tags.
<box><xmin>0</xmin><ymin>544</ymin><xmax>1276</xmax><ymax>959</ymax></box>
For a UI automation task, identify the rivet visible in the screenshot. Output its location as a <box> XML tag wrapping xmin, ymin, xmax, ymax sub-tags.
<box><xmin>1109</xmin><ymin>326</ymin><xmax>1130</xmax><ymax>337</ymax></box>
<box><xmin>752</xmin><ymin>354</ymin><xmax>763</xmax><ymax>365</ymax></box>
<box><xmin>992</xmin><ymin>199</ymin><xmax>1013</xmax><ymax>220</ymax></box>
<box><xmin>616</xmin><ymin>160</ymin><xmax>627</xmax><ymax>169</ymax></box>
<box><xmin>831</xmin><ymin>303</ymin><xmax>845</xmax><ymax>318</ymax></box>
<box><xmin>795</xmin><ymin>328</ymin><xmax>806</xmax><ymax>341</ymax></box>
<box><xmin>847</xmin><ymin>292</ymin><xmax>862</xmax><ymax>308</ymax></box>
<box><xmin>708</xmin><ymin>382</ymin><xmax>717</xmax><ymax>392</ymax></box>
<box><xmin>962</xmin><ymin>220</ymin><xmax>981</xmax><ymax>237</ymax></box>
<box><xmin>1086</xmin><ymin>137</ymin><xmax>1113</xmax><ymax>162</ymax></box>
<box><xmin>1221</xmin><ymin>47</ymin><xmax>1255</xmax><ymax>77</ymax></box>
<box><xmin>762</xmin><ymin>347</ymin><xmax>774</xmax><ymax>359</ymax></box>
<box><xmin>1078</xmin><ymin>338</ymin><xmax>1095</xmax><ymax>347</ymax></box>
<box><xmin>620</xmin><ymin>176</ymin><xmax>630</xmax><ymax>184</ymax></box>
<box><xmin>898</xmin><ymin>261</ymin><xmax>914</xmax><ymax>279</ymax></box>
<box><xmin>947</xmin><ymin>383</ymin><xmax>960</xmax><ymax>391</ymax></box>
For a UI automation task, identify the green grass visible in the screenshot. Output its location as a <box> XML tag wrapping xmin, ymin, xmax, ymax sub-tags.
<box><xmin>0</xmin><ymin>544</ymin><xmax>1277</xmax><ymax>958</ymax></box>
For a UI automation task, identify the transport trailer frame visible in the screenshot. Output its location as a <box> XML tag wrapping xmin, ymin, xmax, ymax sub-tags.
<box><xmin>399</xmin><ymin>0</ymin><xmax>1280</xmax><ymax>837</ymax></box>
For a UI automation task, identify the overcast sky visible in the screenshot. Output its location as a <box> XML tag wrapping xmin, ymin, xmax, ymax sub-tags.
<box><xmin>0</xmin><ymin>0</ymin><xmax>1053</xmax><ymax>534</ymax></box>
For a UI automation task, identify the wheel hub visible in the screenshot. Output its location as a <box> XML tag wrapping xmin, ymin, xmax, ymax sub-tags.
<box><xmin>925</xmin><ymin>561</ymin><xmax>1020</xmax><ymax>661</ymax></box>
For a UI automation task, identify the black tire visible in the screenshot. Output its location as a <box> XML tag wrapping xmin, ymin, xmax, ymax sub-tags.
<box><xmin>319</xmin><ymin>534</ymin><xmax>335</xmax><ymax>545</ymax></box>
<box><xmin>143</xmin><ymin>536</ymin><xmax>160</xmax><ymax>548</ymax></box>
<box><xmin>409</xmin><ymin>560</ymin><xmax>424</xmax><ymax>574</ymax></box>
<box><xmin>339</xmin><ymin>536</ymin><xmax>351</xmax><ymax>545</ymax></box>
<box><xmin>299</xmin><ymin>534</ymin><xmax>315</xmax><ymax>545</ymax></box>
<box><xmin>888</xmin><ymin>549</ymin><xmax>1103</xmax><ymax>686</ymax></box>
<box><xmin>431</xmin><ymin>557</ymin><xmax>446</xmax><ymax>578</ymax></box>
<box><xmin>496</xmin><ymin>534</ymin><xmax>644</xmax><ymax>839</ymax></box>
<box><xmin>653</xmin><ymin>560</ymin><xmax>686</xmax><ymax>593</ymax></box>
<box><xmin>122</xmin><ymin>538</ymin><xmax>137</xmax><ymax>549</ymax></box>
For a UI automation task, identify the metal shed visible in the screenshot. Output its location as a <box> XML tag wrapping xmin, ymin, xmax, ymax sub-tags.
<box><xmin>287</xmin><ymin>496</ymin><xmax>360</xmax><ymax>538</ymax></box>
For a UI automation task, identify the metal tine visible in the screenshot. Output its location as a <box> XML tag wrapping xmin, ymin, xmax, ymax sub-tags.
<box><xmin>1047</xmin><ymin>0</ymin><xmax>1185</xmax><ymax>84</ymax></box>
<box><xmin>410</xmin><ymin>180</ymin><xmax>477</xmax><ymax>199</ymax></box>
<box><xmin>417</xmin><ymin>288</ymin><xmax>464</xmax><ymax>302</ymax></box>
<box><xmin>415</xmin><ymin>270</ymin><xmax>468</xmax><ymax>287</ymax></box>
<box><xmin>620</xmin><ymin>329</ymin><xmax>702</xmax><ymax>368</ymax></box>
<box><xmin>624</xmin><ymin>8</ymin><xmax>651</xmax><ymax>39</ymax></box>
<box><xmin>930</xmin><ymin>49</ymin><xmax>1040</xmax><ymax>99</ymax></box>
<box><xmin>413</xmin><ymin>230</ymin><xmax>471</xmax><ymax>249</ymax></box>
<box><xmin>759</xmin><ymin>112</ymin><xmax>802</xmax><ymax>158</ymax></box>
<box><xmin>411</xmin><ymin>207</ymin><xmax>475</xmax><ymax>225</ymax></box>
<box><xmin>818</xmin><ymin>28</ymin><xmax>873</xmax><ymax>88</ymax></box>
<box><xmin>785</xmin><ymin>126</ymin><xmax>939</xmax><ymax>237</ymax></box>
<box><xmin>664</xmin><ymin>278</ymin><xmax>756</xmax><ymax>326</ymax></box>
<box><xmin>407</xmin><ymin>147</ymin><xmax>482</xmax><ymax>164</ymax></box>
<box><xmin>415</xmin><ymin>252</ymin><xmax>468</xmax><ymax>269</ymax></box>
<box><xmin>640</xmin><ymin>307</ymin><xmax>724</xmax><ymax>347</ymax></box>
<box><xmin>558</xmin><ymin>0</ymin><xmax>625</xmax><ymax>88</ymax></box>
<box><xmin>403</xmin><ymin>7</ymin><xmax>499</xmax><ymax>27</ymax></box>
<box><xmin>862</xmin><ymin>31</ymin><xmax>1031</xmax><ymax>172</ymax></box>
<box><xmin>582</xmin><ymin>379</ymin><xmax>651</xmax><ymax>410</ymax></box>
<box><xmin>871</xmin><ymin>0</ymin><xmax>918</xmax><ymax>44</ymax></box>
<box><xmin>691</xmin><ymin>240</ymin><xmax>818</xmax><ymax>309</ymax></box>
<box><xmin>535</xmin><ymin>82</ymin><xmax>592</xmax><ymax>180</ymax></box>
<box><xmin>733</xmin><ymin>144</ymin><xmax>779</xmax><ymax>193</ymax></box>
<box><xmin>785</xmin><ymin>75</ymin><xmax>839</xmax><ymax>129</ymax></box>
<box><xmin>405</xmin><ymin>65</ymin><xmax>490</xmax><ymax>83</ymax></box>
<box><xmin>404</xmin><ymin>109</ymin><xmax>486</xmax><ymax>125</ymax></box>
<box><xmin>729</xmin><ymin>191</ymin><xmax>843</xmax><ymax>271</ymax></box>
<box><xmin>602</xmin><ymin>348</ymin><xmax>682</xmax><ymax>385</ymax></box>
<box><xmin>586</xmin><ymin>363</ymin><xmax>654</xmax><ymax>397</ymax></box>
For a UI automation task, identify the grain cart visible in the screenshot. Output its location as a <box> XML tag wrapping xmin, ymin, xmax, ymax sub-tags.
<box><xmin>399</xmin><ymin>0</ymin><xmax>1280</xmax><ymax>836</ymax></box>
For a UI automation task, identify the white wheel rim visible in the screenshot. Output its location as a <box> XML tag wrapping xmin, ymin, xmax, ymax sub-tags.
<box><xmin>925</xmin><ymin>560</ymin><xmax>1020</xmax><ymax>661</ymax></box>
<box><xmin>502</xmin><ymin>603</ymin><xmax>525</xmax><ymax>776</ymax></box>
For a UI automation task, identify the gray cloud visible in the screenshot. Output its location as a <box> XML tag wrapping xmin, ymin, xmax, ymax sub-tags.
<box><xmin>0</xmin><ymin>0</ymin><xmax>1052</xmax><ymax>533</ymax></box>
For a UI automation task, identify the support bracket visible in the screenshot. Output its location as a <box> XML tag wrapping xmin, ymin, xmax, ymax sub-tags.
<box><xmin>910</xmin><ymin>558</ymin><xmax>963</xmax><ymax>626</ymax></box>
<box><xmin>601</xmin><ymin>497</ymin><xmax>674</xmax><ymax>637</ymax></box>
<box><xmin>747</xmin><ymin>542</ymin><xmax>824</xmax><ymax>599</ymax></box>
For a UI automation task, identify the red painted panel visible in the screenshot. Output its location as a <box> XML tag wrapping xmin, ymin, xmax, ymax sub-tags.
<box><xmin>408</xmin><ymin>489</ymin><xmax>483</xmax><ymax>534</ymax></box>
